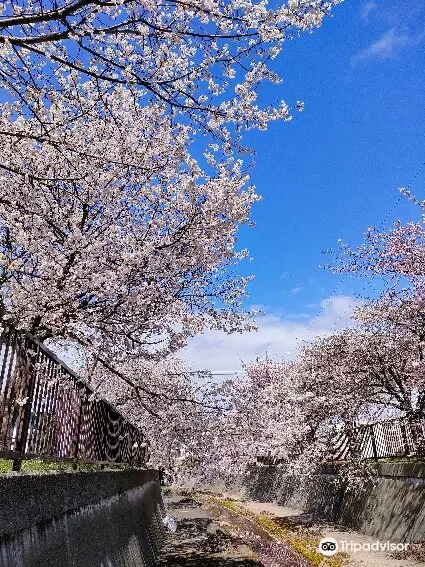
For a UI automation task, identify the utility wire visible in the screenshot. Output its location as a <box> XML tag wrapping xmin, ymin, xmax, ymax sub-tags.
<box><xmin>295</xmin><ymin>158</ymin><xmax>425</xmax><ymax>343</ymax></box>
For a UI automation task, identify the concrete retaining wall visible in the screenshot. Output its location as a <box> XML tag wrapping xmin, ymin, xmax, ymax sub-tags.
<box><xmin>216</xmin><ymin>462</ymin><xmax>425</xmax><ymax>543</ymax></box>
<box><xmin>0</xmin><ymin>469</ymin><xmax>165</xmax><ymax>567</ymax></box>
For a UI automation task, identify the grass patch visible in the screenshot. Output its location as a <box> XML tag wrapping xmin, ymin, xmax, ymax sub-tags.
<box><xmin>0</xmin><ymin>459</ymin><xmax>13</xmax><ymax>473</ymax></box>
<box><xmin>365</xmin><ymin>456</ymin><xmax>425</xmax><ymax>463</ymax></box>
<box><xmin>206</xmin><ymin>496</ymin><xmax>347</xmax><ymax>567</ymax></box>
<box><xmin>0</xmin><ymin>458</ymin><xmax>138</xmax><ymax>473</ymax></box>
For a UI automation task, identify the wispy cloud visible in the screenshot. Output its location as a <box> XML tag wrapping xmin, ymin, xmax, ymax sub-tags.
<box><xmin>182</xmin><ymin>295</ymin><xmax>360</xmax><ymax>372</ymax></box>
<box><xmin>361</xmin><ymin>1</ymin><xmax>378</xmax><ymax>21</ymax></box>
<box><xmin>353</xmin><ymin>27</ymin><xmax>422</xmax><ymax>63</ymax></box>
<box><xmin>354</xmin><ymin>28</ymin><xmax>411</xmax><ymax>62</ymax></box>
<box><xmin>290</xmin><ymin>286</ymin><xmax>303</xmax><ymax>295</ymax></box>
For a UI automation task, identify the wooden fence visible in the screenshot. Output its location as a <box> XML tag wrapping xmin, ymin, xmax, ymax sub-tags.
<box><xmin>0</xmin><ymin>324</ymin><xmax>147</xmax><ymax>470</ymax></box>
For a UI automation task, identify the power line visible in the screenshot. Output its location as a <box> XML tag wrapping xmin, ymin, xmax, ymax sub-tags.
<box><xmin>295</xmin><ymin>157</ymin><xmax>425</xmax><ymax>343</ymax></box>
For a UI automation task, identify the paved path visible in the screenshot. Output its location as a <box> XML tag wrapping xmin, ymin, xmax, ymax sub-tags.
<box><xmin>157</xmin><ymin>492</ymin><xmax>312</xmax><ymax>567</ymax></box>
<box><xmin>157</xmin><ymin>492</ymin><xmax>261</xmax><ymax>566</ymax></box>
<box><xmin>238</xmin><ymin>500</ymin><xmax>424</xmax><ymax>567</ymax></box>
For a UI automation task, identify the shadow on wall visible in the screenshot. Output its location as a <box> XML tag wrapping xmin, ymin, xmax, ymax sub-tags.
<box><xmin>339</xmin><ymin>476</ymin><xmax>425</xmax><ymax>542</ymax></box>
<box><xmin>240</xmin><ymin>467</ymin><xmax>343</xmax><ymax>521</ymax></box>
<box><xmin>303</xmin><ymin>474</ymin><xmax>345</xmax><ymax>523</ymax></box>
<box><xmin>0</xmin><ymin>473</ymin><xmax>165</xmax><ymax>567</ymax></box>
<box><xmin>242</xmin><ymin>466</ymin><xmax>285</xmax><ymax>503</ymax></box>
<box><xmin>233</xmin><ymin>465</ymin><xmax>425</xmax><ymax>543</ymax></box>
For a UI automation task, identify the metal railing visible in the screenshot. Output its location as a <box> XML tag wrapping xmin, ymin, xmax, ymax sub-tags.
<box><xmin>331</xmin><ymin>416</ymin><xmax>425</xmax><ymax>461</ymax></box>
<box><xmin>0</xmin><ymin>324</ymin><xmax>147</xmax><ymax>470</ymax></box>
<box><xmin>255</xmin><ymin>416</ymin><xmax>425</xmax><ymax>467</ymax></box>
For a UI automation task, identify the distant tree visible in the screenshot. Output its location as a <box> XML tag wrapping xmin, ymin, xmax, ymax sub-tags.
<box><xmin>300</xmin><ymin>327</ymin><xmax>425</xmax><ymax>422</ymax></box>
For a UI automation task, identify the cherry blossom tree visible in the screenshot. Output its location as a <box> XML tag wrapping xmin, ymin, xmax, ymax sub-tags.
<box><xmin>0</xmin><ymin>0</ymin><xmax>341</xmax><ymax>142</ymax></box>
<box><xmin>0</xmin><ymin>1</ymin><xmax>346</xmax><ymax>472</ymax></box>
<box><xmin>203</xmin><ymin>359</ymin><xmax>327</xmax><ymax>478</ymax></box>
<box><xmin>0</xmin><ymin>83</ymin><xmax>258</xmax><ymax>374</ymax></box>
<box><xmin>139</xmin><ymin>188</ymin><xmax>425</xmax><ymax>480</ymax></box>
<box><xmin>87</xmin><ymin>355</ymin><xmax>224</xmax><ymax>474</ymax></box>
<box><xmin>0</xmin><ymin>0</ymin><xmax>345</xmax><ymax>371</ymax></box>
<box><xmin>217</xmin><ymin>324</ymin><xmax>425</xmax><ymax>480</ymax></box>
<box><xmin>300</xmin><ymin>327</ymin><xmax>425</xmax><ymax>421</ymax></box>
<box><xmin>89</xmin><ymin>356</ymin><xmax>317</xmax><ymax>481</ymax></box>
<box><xmin>333</xmin><ymin>190</ymin><xmax>425</xmax><ymax>280</ymax></box>
<box><xmin>86</xmin><ymin>321</ymin><xmax>425</xmax><ymax>479</ymax></box>
<box><xmin>296</xmin><ymin>324</ymin><xmax>425</xmax><ymax>463</ymax></box>
<box><xmin>331</xmin><ymin>190</ymin><xmax>425</xmax><ymax>418</ymax></box>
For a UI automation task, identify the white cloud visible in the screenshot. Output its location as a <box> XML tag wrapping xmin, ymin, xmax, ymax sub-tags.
<box><xmin>285</xmin><ymin>312</ymin><xmax>310</xmax><ymax>320</ymax></box>
<box><xmin>361</xmin><ymin>1</ymin><xmax>378</xmax><ymax>21</ymax></box>
<box><xmin>182</xmin><ymin>295</ymin><xmax>360</xmax><ymax>372</ymax></box>
<box><xmin>353</xmin><ymin>28</ymin><xmax>418</xmax><ymax>62</ymax></box>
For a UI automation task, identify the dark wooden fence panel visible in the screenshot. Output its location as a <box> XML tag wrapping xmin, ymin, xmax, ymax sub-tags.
<box><xmin>0</xmin><ymin>324</ymin><xmax>146</xmax><ymax>469</ymax></box>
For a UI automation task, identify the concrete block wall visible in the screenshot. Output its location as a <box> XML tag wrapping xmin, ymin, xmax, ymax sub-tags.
<box><xmin>337</xmin><ymin>463</ymin><xmax>425</xmax><ymax>543</ymax></box>
<box><xmin>0</xmin><ymin>469</ymin><xmax>165</xmax><ymax>567</ymax></box>
<box><xmin>216</xmin><ymin>462</ymin><xmax>425</xmax><ymax>543</ymax></box>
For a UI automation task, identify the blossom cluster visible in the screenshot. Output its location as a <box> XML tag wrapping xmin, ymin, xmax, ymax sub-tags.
<box><xmin>0</xmin><ymin>0</ymin><xmax>341</xmax><ymax>143</ymax></box>
<box><xmin>0</xmin><ymin>83</ymin><xmax>258</xmax><ymax>361</ymax></box>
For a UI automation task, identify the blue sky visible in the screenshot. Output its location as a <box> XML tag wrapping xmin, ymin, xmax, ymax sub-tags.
<box><xmin>184</xmin><ymin>0</ymin><xmax>425</xmax><ymax>371</ymax></box>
